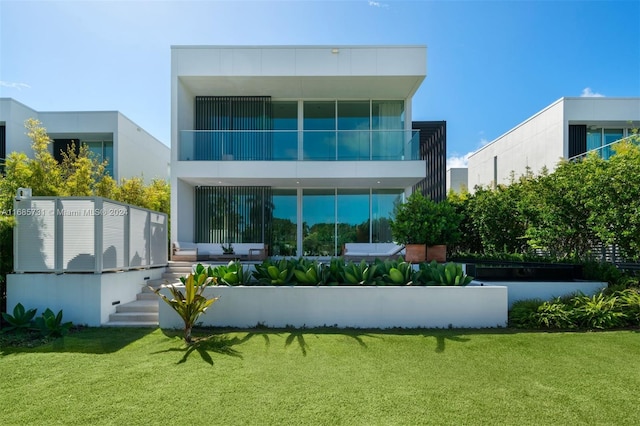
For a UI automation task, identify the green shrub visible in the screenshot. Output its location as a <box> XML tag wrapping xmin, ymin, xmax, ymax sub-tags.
<box><xmin>153</xmin><ymin>272</ymin><xmax>218</xmax><ymax>343</ymax></box>
<box><xmin>34</xmin><ymin>308</ymin><xmax>72</xmax><ymax>337</ymax></box>
<box><xmin>614</xmin><ymin>288</ymin><xmax>640</xmax><ymax>326</ymax></box>
<box><xmin>572</xmin><ymin>293</ymin><xmax>625</xmax><ymax>330</ymax></box>
<box><xmin>415</xmin><ymin>261</ymin><xmax>473</xmax><ymax>286</ymax></box>
<box><xmin>1</xmin><ymin>303</ymin><xmax>37</xmax><ymax>333</ymax></box>
<box><xmin>210</xmin><ymin>261</ymin><xmax>251</xmax><ymax>286</ymax></box>
<box><xmin>534</xmin><ymin>298</ymin><xmax>576</xmax><ymax>329</ymax></box>
<box><xmin>509</xmin><ymin>299</ymin><xmax>544</xmax><ymax>328</ymax></box>
<box><xmin>341</xmin><ymin>259</ymin><xmax>382</xmax><ymax>286</ymax></box>
<box><xmin>253</xmin><ymin>258</ymin><xmax>296</xmax><ymax>285</ymax></box>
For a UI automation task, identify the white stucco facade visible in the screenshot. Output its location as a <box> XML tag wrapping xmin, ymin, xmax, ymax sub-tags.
<box><xmin>171</xmin><ymin>45</ymin><xmax>429</xmax><ymax>256</ymax></box>
<box><xmin>467</xmin><ymin>97</ymin><xmax>640</xmax><ymax>190</ymax></box>
<box><xmin>0</xmin><ymin>98</ymin><xmax>170</xmax><ymax>182</ymax></box>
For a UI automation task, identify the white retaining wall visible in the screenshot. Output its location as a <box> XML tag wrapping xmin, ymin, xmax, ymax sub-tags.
<box><xmin>7</xmin><ymin>268</ymin><xmax>165</xmax><ymax>326</ymax></box>
<box><xmin>158</xmin><ymin>285</ymin><xmax>508</xmax><ymax>329</ymax></box>
<box><xmin>468</xmin><ymin>280</ymin><xmax>606</xmax><ymax>307</ymax></box>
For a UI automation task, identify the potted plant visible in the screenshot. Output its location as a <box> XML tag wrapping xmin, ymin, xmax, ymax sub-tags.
<box><xmin>221</xmin><ymin>242</ymin><xmax>234</xmax><ymax>255</ymax></box>
<box><xmin>424</xmin><ymin>198</ymin><xmax>462</xmax><ymax>262</ymax></box>
<box><xmin>389</xmin><ymin>192</ymin><xmax>430</xmax><ymax>262</ymax></box>
<box><xmin>390</xmin><ymin>192</ymin><xmax>462</xmax><ymax>263</ymax></box>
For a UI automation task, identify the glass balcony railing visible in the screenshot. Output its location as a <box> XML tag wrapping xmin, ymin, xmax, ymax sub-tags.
<box><xmin>568</xmin><ymin>135</ymin><xmax>638</xmax><ymax>162</ymax></box>
<box><xmin>178</xmin><ymin>130</ymin><xmax>421</xmax><ymax>161</ymax></box>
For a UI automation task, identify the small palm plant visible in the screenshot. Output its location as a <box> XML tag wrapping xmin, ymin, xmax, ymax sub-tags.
<box><xmin>152</xmin><ymin>271</ymin><xmax>219</xmax><ymax>343</ymax></box>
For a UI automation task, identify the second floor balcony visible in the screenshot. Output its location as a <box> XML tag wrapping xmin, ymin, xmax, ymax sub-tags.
<box><xmin>178</xmin><ymin>129</ymin><xmax>421</xmax><ymax>162</ymax></box>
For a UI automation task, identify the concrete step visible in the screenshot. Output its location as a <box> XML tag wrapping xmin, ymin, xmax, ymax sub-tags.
<box><xmin>108</xmin><ymin>311</ymin><xmax>159</xmax><ymax>322</ymax></box>
<box><xmin>116</xmin><ymin>300</ymin><xmax>158</xmax><ymax>313</ymax></box>
<box><xmin>102</xmin><ymin>321</ymin><xmax>159</xmax><ymax>328</ymax></box>
<box><xmin>137</xmin><ymin>291</ymin><xmax>159</xmax><ymax>301</ymax></box>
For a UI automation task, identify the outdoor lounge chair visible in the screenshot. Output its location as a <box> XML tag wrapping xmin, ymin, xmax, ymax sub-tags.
<box><xmin>342</xmin><ymin>243</ymin><xmax>405</xmax><ymax>261</ymax></box>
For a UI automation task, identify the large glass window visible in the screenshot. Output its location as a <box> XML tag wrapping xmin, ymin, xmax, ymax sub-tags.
<box><xmin>337</xmin><ymin>189</ymin><xmax>370</xmax><ymax>254</ymax></box>
<box><xmin>272</xmin><ymin>101</ymin><xmax>298</xmax><ymax>160</ymax></box>
<box><xmin>338</xmin><ymin>101</ymin><xmax>370</xmax><ymax>160</ymax></box>
<box><xmin>372</xmin><ymin>189</ymin><xmax>402</xmax><ymax>243</ymax></box>
<box><xmin>83</xmin><ymin>140</ymin><xmax>114</xmax><ymax>177</ymax></box>
<box><xmin>303</xmin><ymin>101</ymin><xmax>336</xmax><ymax>160</ymax></box>
<box><xmin>372</xmin><ymin>100</ymin><xmax>405</xmax><ymax>160</ymax></box>
<box><xmin>272</xmin><ymin>189</ymin><xmax>297</xmax><ymax>256</ymax></box>
<box><xmin>603</xmin><ymin>129</ymin><xmax>623</xmax><ymax>160</ymax></box>
<box><xmin>586</xmin><ymin>128</ymin><xmax>602</xmax><ymax>152</ymax></box>
<box><xmin>302</xmin><ymin>189</ymin><xmax>336</xmax><ymax>255</ymax></box>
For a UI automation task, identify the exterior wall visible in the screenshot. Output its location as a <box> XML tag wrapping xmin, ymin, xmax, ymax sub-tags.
<box><xmin>7</xmin><ymin>268</ymin><xmax>165</xmax><ymax>326</ymax></box>
<box><xmin>170</xmin><ymin>45</ymin><xmax>430</xmax><ymax>250</ymax></box>
<box><xmin>0</xmin><ymin>98</ymin><xmax>169</xmax><ymax>183</ymax></box>
<box><xmin>468</xmin><ymin>280</ymin><xmax>606</xmax><ymax>308</ymax></box>
<box><xmin>0</xmin><ymin>98</ymin><xmax>40</xmax><ymax>155</ymax></box>
<box><xmin>115</xmin><ymin>113</ymin><xmax>170</xmax><ymax>182</ymax></box>
<box><xmin>159</xmin><ymin>285</ymin><xmax>508</xmax><ymax>329</ymax></box>
<box><xmin>468</xmin><ymin>97</ymin><xmax>640</xmax><ymax>190</ymax></box>
<box><xmin>468</xmin><ymin>99</ymin><xmax>564</xmax><ymax>189</ymax></box>
<box><xmin>446</xmin><ymin>167</ymin><xmax>468</xmax><ymax>193</ymax></box>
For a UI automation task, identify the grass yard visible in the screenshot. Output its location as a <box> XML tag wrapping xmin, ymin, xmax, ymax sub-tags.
<box><xmin>1</xmin><ymin>327</ymin><xmax>639</xmax><ymax>425</ymax></box>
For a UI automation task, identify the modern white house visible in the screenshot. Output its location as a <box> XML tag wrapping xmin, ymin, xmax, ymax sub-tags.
<box><xmin>446</xmin><ymin>167</ymin><xmax>468</xmax><ymax>193</ymax></box>
<box><xmin>171</xmin><ymin>45</ymin><xmax>446</xmax><ymax>258</ymax></box>
<box><xmin>0</xmin><ymin>98</ymin><xmax>170</xmax><ymax>182</ymax></box>
<box><xmin>467</xmin><ymin>97</ymin><xmax>640</xmax><ymax>190</ymax></box>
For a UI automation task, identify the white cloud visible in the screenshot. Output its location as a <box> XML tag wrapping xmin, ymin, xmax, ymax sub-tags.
<box><xmin>368</xmin><ymin>1</ymin><xmax>389</xmax><ymax>7</ymax></box>
<box><xmin>0</xmin><ymin>80</ymin><xmax>31</xmax><ymax>90</ymax></box>
<box><xmin>447</xmin><ymin>152</ymin><xmax>471</xmax><ymax>168</ymax></box>
<box><xmin>580</xmin><ymin>87</ymin><xmax>604</xmax><ymax>97</ymax></box>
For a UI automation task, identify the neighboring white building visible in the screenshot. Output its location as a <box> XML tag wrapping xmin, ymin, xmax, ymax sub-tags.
<box><xmin>171</xmin><ymin>45</ymin><xmax>443</xmax><ymax>257</ymax></box>
<box><xmin>467</xmin><ymin>97</ymin><xmax>640</xmax><ymax>190</ymax></box>
<box><xmin>0</xmin><ymin>98</ymin><xmax>170</xmax><ymax>182</ymax></box>
<box><xmin>446</xmin><ymin>167</ymin><xmax>468</xmax><ymax>193</ymax></box>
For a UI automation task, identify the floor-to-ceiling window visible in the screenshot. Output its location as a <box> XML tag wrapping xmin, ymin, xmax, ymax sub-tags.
<box><xmin>302</xmin><ymin>189</ymin><xmax>336</xmax><ymax>255</ymax></box>
<box><xmin>337</xmin><ymin>101</ymin><xmax>370</xmax><ymax>160</ymax></box>
<box><xmin>337</xmin><ymin>189</ymin><xmax>370</xmax><ymax>253</ymax></box>
<box><xmin>603</xmin><ymin>129</ymin><xmax>623</xmax><ymax>160</ymax></box>
<box><xmin>84</xmin><ymin>140</ymin><xmax>114</xmax><ymax>177</ymax></box>
<box><xmin>372</xmin><ymin>189</ymin><xmax>403</xmax><ymax>243</ymax></box>
<box><xmin>272</xmin><ymin>189</ymin><xmax>297</xmax><ymax>256</ymax></box>
<box><xmin>372</xmin><ymin>100</ymin><xmax>405</xmax><ymax>160</ymax></box>
<box><xmin>272</xmin><ymin>101</ymin><xmax>298</xmax><ymax>160</ymax></box>
<box><xmin>586</xmin><ymin>127</ymin><xmax>626</xmax><ymax>160</ymax></box>
<box><xmin>303</xmin><ymin>101</ymin><xmax>336</xmax><ymax>160</ymax></box>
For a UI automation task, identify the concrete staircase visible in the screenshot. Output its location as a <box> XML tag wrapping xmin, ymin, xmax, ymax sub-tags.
<box><xmin>103</xmin><ymin>262</ymin><xmax>193</xmax><ymax>327</ymax></box>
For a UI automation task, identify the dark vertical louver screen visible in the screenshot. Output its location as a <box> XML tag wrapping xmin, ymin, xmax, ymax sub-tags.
<box><xmin>412</xmin><ymin>121</ymin><xmax>446</xmax><ymax>201</ymax></box>
<box><xmin>568</xmin><ymin>125</ymin><xmax>587</xmax><ymax>158</ymax></box>
<box><xmin>195</xmin><ymin>186</ymin><xmax>273</xmax><ymax>245</ymax></box>
<box><xmin>194</xmin><ymin>96</ymin><xmax>273</xmax><ymax>160</ymax></box>
<box><xmin>0</xmin><ymin>125</ymin><xmax>6</xmax><ymax>160</ymax></box>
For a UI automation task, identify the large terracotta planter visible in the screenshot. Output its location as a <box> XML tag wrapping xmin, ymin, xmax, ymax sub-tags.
<box><xmin>427</xmin><ymin>245</ymin><xmax>447</xmax><ymax>262</ymax></box>
<box><xmin>405</xmin><ymin>244</ymin><xmax>426</xmax><ymax>263</ymax></box>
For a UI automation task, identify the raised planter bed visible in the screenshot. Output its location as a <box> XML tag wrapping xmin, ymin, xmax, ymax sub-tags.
<box><xmin>158</xmin><ymin>285</ymin><xmax>508</xmax><ymax>330</ymax></box>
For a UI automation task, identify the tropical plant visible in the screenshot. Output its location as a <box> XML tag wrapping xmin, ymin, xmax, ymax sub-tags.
<box><xmin>292</xmin><ymin>258</ymin><xmax>324</xmax><ymax>285</ymax></box>
<box><xmin>33</xmin><ymin>308</ymin><xmax>73</xmax><ymax>337</ymax></box>
<box><xmin>616</xmin><ymin>288</ymin><xmax>640</xmax><ymax>325</ymax></box>
<box><xmin>572</xmin><ymin>292</ymin><xmax>625</xmax><ymax>330</ymax></box>
<box><xmin>253</xmin><ymin>258</ymin><xmax>296</xmax><ymax>285</ymax></box>
<box><xmin>153</xmin><ymin>272</ymin><xmax>219</xmax><ymax>343</ymax></box>
<box><xmin>210</xmin><ymin>261</ymin><xmax>251</xmax><ymax>286</ymax></box>
<box><xmin>1</xmin><ymin>303</ymin><xmax>37</xmax><ymax>333</ymax></box>
<box><xmin>341</xmin><ymin>259</ymin><xmax>382</xmax><ymax>286</ymax></box>
<box><xmin>534</xmin><ymin>298</ymin><xmax>575</xmax><ymax>329</ymax></box>
<box><xmin>416</xmin><ymin>261</ymin><xmax>473</xmax><ymax>286</ymax></box>
<box><xmin>508</xmin><ymin>299</ymin><xmax>544</xmax><ymax>328</ymax></box>
<box><xmin>375</xmin><ymin>258</ymin><xmax>414</xmax><ymax>286</ymax></box>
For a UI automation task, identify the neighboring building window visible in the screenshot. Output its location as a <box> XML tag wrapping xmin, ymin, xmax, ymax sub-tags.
<box><xmin>586</xmin><ymin>127</ymin><xmax>625</xmax><ymax>160</ymax></box>
<box><xmin>53</xmin><ymin>138</ymin><xmax>113</xmax><ymax>177</ymax></box>
<box><xmin>0</xmin><ymin>124</ymin><xmax>6</xmax><ymax>174</ymax></box>
<box><xmin>84</xmin><ymin>140</ymin><xmax>114</xmax><ymax>177</ymax></box>
<box><xmin>493</xmin><ymin>156</ymin><xmax>498</xmax><ymax>189</ymax></box>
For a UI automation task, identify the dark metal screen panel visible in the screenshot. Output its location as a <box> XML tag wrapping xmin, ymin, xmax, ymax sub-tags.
<box><xmin>195</xmin><ymin>186</ymin><xmax>273</xmax><ymax>244</ymax></box>
<box><xmin>0</xmin><ymin>125</ymin><xmax>5</xmax><ymax>160</ymax></box>
<box><xmin>194</xmin><ymin>96</ymin><xmax>273</xmax><ymax>160</ymax></box>
<box><xmin>569</xmin><ymin>125</ymin><xmax>587</xmax><ymax>158</ymax></box>
<box><xmin>412</xmin><ymin>121</ymin><xmax>446</xmax><ymax>201</ymax></box>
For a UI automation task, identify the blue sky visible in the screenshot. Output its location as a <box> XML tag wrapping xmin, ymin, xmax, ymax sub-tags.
<box><xmin>1</xmin><ymin>0</ymin><xmax>639</xmax><ymax>167</ymax></box>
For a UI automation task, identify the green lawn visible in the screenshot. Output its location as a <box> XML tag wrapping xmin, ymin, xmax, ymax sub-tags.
<box><xmin>1</xmin><ymin>327</ymin><xmax>639</xmax><ymax>425</ymax></box>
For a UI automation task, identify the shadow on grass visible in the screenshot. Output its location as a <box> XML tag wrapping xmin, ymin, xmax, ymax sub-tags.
<box><xmin>0</xmin><ymin>326</ymin><xmax>158</xmax><ymax>356</ymax></box>
<box><xmin>152</xmin><ymin>333</ymin><xmax>246</xmax><ymax>365</ymax></box>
